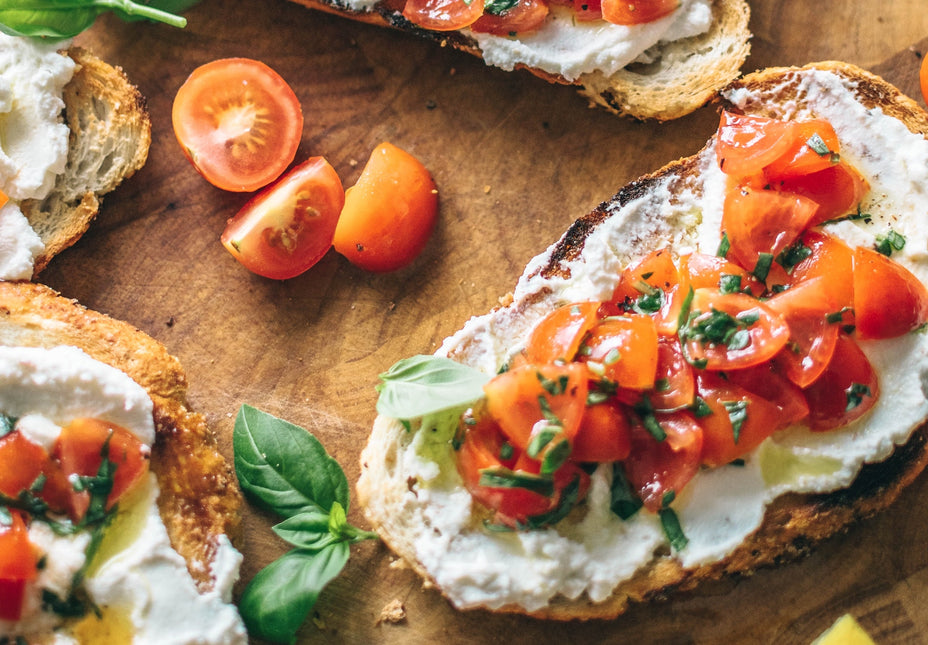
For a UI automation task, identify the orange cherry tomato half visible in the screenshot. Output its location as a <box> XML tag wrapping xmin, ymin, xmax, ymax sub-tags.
<box><xmin>402</xmin><ymin>0</ymin><xmax>485</xmax><ymax>30</ymax></box>
<box><xmin>173</xmin><ymin>58</ymin><xmax>303</xmax><ymax>192</ymax></box>
<box><xmin>853</xmin><ymin>246</ymin><xmax>928</xmax><ymax>339</ymax></box>
<box><xmin>483</xmin><ymin>363</ymin><xmax>588</xmax><ymax>449</ymax></box>
<box><xmin>471</xmin><ymin>0</ymin><xmax>549</xmax><ymax>35</ymax></box>
<box><xmin>222</xmin><ymin>157</ymin><xmax>345</xmax><ymax>280</ymax></box>
<box><xmin>601</xmin><ymin>0</ymin><xmax>678</xmax><ymax>25</ymax></box>
<box><xmin>0</xmin><ymin>511</ymin><xmax>38</xmax><ymax>621</ymax></box>
<box><xmin>803</xmin><ymin>334</ymin><xmax>879</xmax><ymax>431</ymax></box>
<box><xmin>333</xmin><ymin>142</ymin><xmax>438</xmax><ymax>273</ymax></box>
<box><xmin>53</xmin><ymin>418</ymin><xmax>150</xmax><ymax>522</ymax></box>
<box><xmin>580</xmin><ymin>315</ymin><xmax>659</xmax><ymax>390</ymax></box>
<box><xmin>525</xmin><ymin>301</ymin><xmax>601</xmax><ymax>364</ymax></box>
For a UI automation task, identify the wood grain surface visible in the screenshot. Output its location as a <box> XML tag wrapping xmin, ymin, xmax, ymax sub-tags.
<box><xmin>52</xmin><ymin>1</ymin><xmax>928</xmax><ymax>643</ymax></box>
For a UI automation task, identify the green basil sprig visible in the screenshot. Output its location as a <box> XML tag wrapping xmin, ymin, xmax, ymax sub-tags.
<box><xmin>0</xmin><ymin>0</ymin><xmax>195</xmax><ymax>39</ymax></box>
<box><xmin>233</xmin><ymin>405</ymin><xmax>377</xmax><ymax>645</ymax></box>
<box><xmin>376</xmin><ymin>354</ymin><xmax>490</xmax><ymax>420</ymax></box>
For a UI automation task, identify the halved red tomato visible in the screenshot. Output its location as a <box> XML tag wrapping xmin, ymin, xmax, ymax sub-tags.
<box><xmin>0</xmin><ymin>511</ymin><xmax>38</xmax><ymax>621</ymax></box>
<box><xmin>803</xmin><ymin>334</ymin><xmax>879</xmax><ymax>431</ymax></box>
<box><xmin>403</xmin><ymin>0</ymin><xmax>485</xmax><ymax>30</ymax></box>
<box><xmin>763</xmin><ymin>119</ymin><xmax>840</xmax><ymax>181</ymax></box>
<box><xmin>471</xmin><ymin>0</ymin><xmax>549</xmax><ymax>35</ymax></box>
<box><xmin>601</xmin><ymin>0</ymin><xmax>678</xmax><ymax>25</ymax></box>
<box><xmin>777</xmin><ymin>162</ymin><xmax>869</xmax><ymax>227</ymax></box>
<box><xmin>696</xmin><ymin>372</ymin><xmax>785</xmax><ymax>467</ymax></box>
<box><xmin>853</xmin><ymin>246</ymin><xmax>928</xmax><ymax>339</ymax></box>
<box><xmin>716</xmin><ymin>111</ymin><xmax>796</xmax><ymax>178</ymax></box>
<box><xmin>525</xmin><ymin>301</ymin><xmax>602</xmax><ymax>365</ymax></box>
<box><xmin>681</xmin><ymin>289</ymin><xmax>790</xmax><ymax>370</ymax></box>
<box><xmin>483</xmin><ymin>363</ymin><xmax>588</xmax><ymax>449</ymax></box>
<box><xmin>580</xmin><ymin>315</ymin><xmax>659</xmax><ymax>390</ymax></box>
<box><xmin>722</xmin><ymin>183</ymin><xmax>820</xmax><ymax>273</ymax></box>
<box><xmin>333</xmin><ymin>142</ymin><xmax>439</xmax><ymax>273</ymax></box>
<box><xmin>221</xmin><ymin>157</ymin><xmax>345</xmax><ymax>280</ymax></box>
<box><xmin>172</xmin><ymin>58</ymin><xmax>303</xmax><ymax>192</ymax></box>
<box><xmin>573</xmin><ymin>400</ymin><xmax>632</xmax><ymax>463</ymax></box>
<box><xmin>623</xmin><ymin>411</ymin><xmax>703</xmax><ymax>512</ymax></box>
<box><xmin>53</xmin><ymin>418</ymin><xmax>150</xmax><ymax>522</ymax></box>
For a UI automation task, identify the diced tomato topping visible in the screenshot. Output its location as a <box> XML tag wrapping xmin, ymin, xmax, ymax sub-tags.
<box><xmin>716</xmin><ymin>112</ymin><xmax>797</xmax><ymax>179</ymax></box>
<box><xmin>402</xmin><ymin>0</ymin><xmax>485</xmax><ymax>30</ymax></box>
<box><xmin>601</xmin><ymin>0</ymin><xmax>678</xmax><ymax>25</ymax></box>
<box><xmin>0</xmin><ymin>511</ymin><xmax>38</xmax><ymax>621</ymax></box>
<box><xmin>525</xmin><ymin>301</ymin><xmax>602</xmax><ymax>365</ymax></box>
<box><xmin>579</xmin><ymin>315</ymin><xmax>659</xmax><ymax>390</ymax></box>
<box><xmin>681</xmin><ymin>251</ymin><xmax>764</xmax><ymax>296</ymax></box>
<box><xmin>613</xmin><ymin>247</ymin><xmax>688</xmax><ymax>334</ymax></box>
<box><xmin>471</xmin><ymin>0</ymin><xmax>549</xmax><ymax>35</ymax></box>
<box><xmin>777</xmin><ymin>162</ymin><xmax>869</xmax><ymax>227</ymax></box>
<box><xmin>762</xmin><ymin>119</ymin><xmax>840</xmax><ymax>181</ymax></box>
<box><xmin>853</xmin><ymin>246</ymin><xmax>928</xmax><ymax>339</ymax></box>
<box><xmin>803</xmin><ymin>334</ymin><xmax>879</xmax><ymax>431</ymax></box>
<box><xmin>572</xmin><ymin>400</ymin><xmax>632</xmax><ymax>463</ymax></box>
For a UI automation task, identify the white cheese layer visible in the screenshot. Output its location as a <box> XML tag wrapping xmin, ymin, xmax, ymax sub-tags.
<box><xmin>381</xmin><ymin>67</ymin><xmax>928</xmax><ymax>611</ymax></box>
<box><xmin>0</xmin><ymin>346</ymin><xmax>247</xmax><ymax>644</ymax></box>
<box><xmin>0</xmin><ymin>33</ymin><xmax>76</xmax><ymax>280</ymax></box>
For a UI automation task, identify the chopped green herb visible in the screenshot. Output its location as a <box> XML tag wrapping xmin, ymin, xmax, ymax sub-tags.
<box><xmin>659</xmin><ymin>507</ymin><xmax>688</xmax><ymax>552</ymax></box>
<box><xmin>479</xmin><ymin>467</ymin><xmax>555</xmax><ymax>497</ymax></box>
<box><xmin>776</xmin><ymin>241</ymin><xmax>812</xmax><ymax>272</ymax></box>
<box><xmin>719</xmin><ymin>274</ymin><xmax>742</xmax><ymax>295</ymax></box>
<box><xmin>522</xmin><ymin>474</ymin><xmax>583</xmax><ymax>529</ymax></box>
<box><xmin>717</xmin><ymin>232</ymin><xmax>731</xmax><ymax>258</ymax></box>
<box><xmin>722</xmin><ymin>400</ymin><xmax>749</xmax><ymax>443</ymax></box>
<box><xmin>499</xmin><ymin>442</ymin><xmax>514</xmax><ymax>461</ymax></box>
<box><xmin>692</xmin><ymin>396</ymin><xmax>713</xmax><ymax>418</ymax></box>
<box><xmin>634</xmin><ymin>289</ymin><xmax>664</xmax><ymax>314</ymax></box>
<box><xmin>526</xmin><ymin>426</ymin><xmax>559</xmax><ymax>458</ymax></box>
<box><xmin>845</xmin><ymin>382</ymin><xmax>873</xmax><ymax>412</ymax></box>
<box><xmin>540</xmin><ymin>438</ymin><xmax>571</xmax><ymax>475</ymax></box>
<box><xmin>826</xmin><ymin>307</ymin><xmax>853</xmax><ymax>324</ymax></box>
<box><xmin>537</xmin><ymin>372</ymin><xmax>569</xmax><ymax>397</ymax></box>
<box><xmin>655</xmin><ymin>377</ymin><xmax>671</xmax><ymax>392</ymax></box>
<box><xmin>609</xmin><ymin>464</ymin><xmax>642</xmax><ymax>520</ymax></box>
<box><xmin>874</xmin><ymin>229</ymin><xmax>906</xmax><ymax>257</ymax></box>
<box><xmin>806</xmin><ymin>133</ymin><xmax>832</xmax><ymax>156</ymax></box>
<box><xmin>753</xmin><ymin>252</ymin><xmax>774</xmax><ymax>282</ymax></box>
<box><xmin>661</xmin><ymin>490</ymin><xmax>676</xmax><ymax>508</ymax></box>
<box><xmin>0</xmin><ymin>414</ymin><xmax>15</xmax><ymax>438</ymax></box>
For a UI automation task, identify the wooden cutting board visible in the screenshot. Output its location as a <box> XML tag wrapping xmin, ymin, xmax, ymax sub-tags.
<box><xmin>56</xmin><ymin>1</ymin><xmax>928</xmax><ymax>642</ymax></box>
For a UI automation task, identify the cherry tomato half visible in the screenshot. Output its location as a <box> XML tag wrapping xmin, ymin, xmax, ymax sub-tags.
<box><xmin>471</xmin><ymin>0</ymin><xmax>549</xmax><ymax>35</ymax></box>
<box><xmin>403</xmin><ymin>0</ymin><xmax>485</xmax><ymax>30</ymax></box>
<box><xmin>803</xmin><ymin>334</ymin><xmax>879</xmax><ymax>431</ymax></box>
<box><xmin>853</xmin><ymin>246</ymin><xmax>928</xmax><ymax>339</ymax></box>
<box><xmin>173</xmin><ymin>58</ymin><xmax>303</xmax><ymax>192</ymax></box>
<box><xmin>333</xmin><ymin>142</ymin><xmax>438</xmax><ymax>273</ymax></box>
<box><xmin>601</xmin><ymin>0</ymin><xmax>678</xmax><ymax>25</ymax></box>
<box><xmin>222</xmin><ymin>157</ymin><xmax>345</xmax><ymax>280</ymax></box>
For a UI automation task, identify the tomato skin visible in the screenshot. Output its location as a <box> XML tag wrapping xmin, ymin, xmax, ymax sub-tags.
<box><xmin>762</xmin><ymin>119</ymin><xmax>840</xmax><ymax>181</ymax></box>
<box><xmin>0</xmin><ymin>431</ymin><xmax>71</xmax><ymax>513</ymax></box>
<box><xmin>403</xmin><ymin>0</ymin><xmax>485</xmax><ymax>30</ymax></box>
<box><xmin>682</xmin><ymin>289</ymin><xmax>790</xmax><ymax>371</ymax></box>
<box><xmin>776</xmin><ymin>162</ymin><xmax>869</xmax><ymax>227</ymax></box>
<box><xmin>722</xmin><ymin>183</ymin><xmax>819</xmax><ymax>272</ymax></box>
<box><xmin>612</xmin><ymin>247</ymin><xmax>687</xmax><ymax>335</ymax></box>
<box><xmin>525</xmin><ymin>301</ymin><xmax>601</xmax><ymax>364</ymax></box>
<box><xmin>483</xmin><ymin>363</ymin><xmax>588</xmax><ymax>450</ymax></box>
<box><xmin>471</xmin><ymin>0</ymin><xmax>549</xmax><ymax>35</ymax></box>
<box><xmin>726</xmin><ymin>362</ymin><xmax>809</xmax><ymax>427</ymax></box>
<box><xmin>696</xmin><ymin>372</ymin><xmax>784</xmax><ymax>467</ymax></box>
<box><xmin>53</xmin><ymin>418</ymin><xmax>150</xmax><ymax>522</ymax></box>
<box><xmin>787</xmin><ymin>231</ymin><xmax>855</xmax><ymax>311</ymax></box>
<box><xmin>581</xmin><ymin>315</ymin><xmax>659</xmax><ymax>390</ymax></box>
<box><xmin>333</xmin><ymin>143</ymin><xmax>438</xmax><ymax>273</ymax></box>
<box><xmin>853</xmin><ymin>246</ymin><xmax>928</xmax><ymax>339</ymax></box>
<box><xmin>716</xmin><ymin>111</ymin><xmax>796</xmax><ymax>179</ymax></box>
<box><xmin>601</xmin><ymin>0</ymin><xmax>678</xmax><ymax>25</ymax></box>
<box><xmin>623</xmin><ymin>411</ymin><xmax>703</xmax><ymax>512</ymax></box>
<box><xmin>172</xmin><ymin>58</ymin><xmax>303</xmax><ymax>192</ymax></box>
<box><xmin>681</xmin><ymin>252</ymin><xmax>764</xmax><ymax>296</ymax></box>
<box><xmin>222</xmin><ymin>157</ymin><xmax>345</xmax><ymax>280</ymax></box>
<box><xmin>0</xmin><ymin>511</ymin><xmax>38</xmax><ymax>621</ymax></box>
<box><xmin>573</xmin><ymin>401</ymin><xmax>632</xmax><ymax>463</ymax></box>
<box><xmin>803</xmin><ymin>334</ymin><xmax>879</xmax><ymax>431</ymax></box>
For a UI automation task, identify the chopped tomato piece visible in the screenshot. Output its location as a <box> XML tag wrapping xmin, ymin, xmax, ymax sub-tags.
<box><xmin>612</xmin><ymin>247</ymin><xmax>687</xmax><ymax>335</ymax></box>
<box><xmin>0</xmin><ymin>431</ymin><xmax>71</xmax><ymax>513</ymax></box>
<box><xmin>617</xmin><ymin>337</ymin><xmax>695</xmax><ymax>412</ymax></box>
<box><xmin>803</xmin><ymin>334</ymin><xmax>879</xmax><ymax>431</ymax></box>
<box><xmin>221</xmin><ymin>157</ymin><xmax>345</xmax><ymax>280</ymax></box>
<box><xmin>573</xmin><ymin>401</ymin><xmax>632</xmax><ymax>463</ymax></box>
<box><xmin>53</xmin><ymin>418</ymin><xmax>150</xmax><ymax>522</ymax></box>
<box><xmin>786</xmin><ymin>231</ymin><xmax>855</xmax><ymax>311</ymax></box>
<box><xmin>763</xmin><ymin>119</ymin><xmax>840</xmax><ymax>181</ymax></box>
<box><xmin>716</xmin><ymin>111</ymin><xmax>796</xmax><ymax>178</ymax></box>
<box><xmin>680</xmin><ymin>289</ymin><xmax>790</xmax><ymax>371</ymax></box>
<box><xmin>471</xmin><ymin>0</ymin><xmax>549</xmax><ymax>35</ymax></box>
<box><xmin>776</xmin><ymin>162</ymin><xmax>869</xmax><ymax>227</ymax></box>
<box><xmin>853</xmin><ymin>246</ymin><xmax>928</xmax><ymax>339</ymax></box>
<box><xmin>0</xmin><ymin>511</ymin><xmax>38</xmax><ymax>621</ymax></box>
<box><xmin>172</xmin><ymin>58</ymin><xmax>303</xmax><ymax>192</ymax></box>
<box><xmin>623</xmin><ymin>411</ymin><xmax>703</xmax><ymax>512</ymax></box>
<box><xmin>580</xmin><ymin>315</ymin><xmax>659</xmax><ymax>390</ymax></box>
<box><xmin>601</xmin><ymin>0</ymin><xmax>678</xmax><ymax>25</ymax></box>
<box><xmin>722</xmin><ymin>183</ymin><xmax>820</xmax><ymax>273</ymax></box>
<box><xmin>571</xmin><ymin>0</ymin><xmax>602</xmax><ymax>20</ymax></box>
<box><xmin>681</xmin><ymin>251</ymin><xmax>764</xmax><ymax>296</ymax></box>
<box><xmin>696</xmin><ymin>372</ymin><xmax>785</xmax><ymax>467</ymax></box>
<box><xmin>333</xmin><ymin>142</ymin><xmax>439</xmax><ymax>273</ymax></box>
<box><xmin>402</xmin><ymin>0</ymin><xmax>485</xmax><ymax>30</ymax></box>
<box><xmin>525</xmin><ymin>301</ymin><xmax>601</xmax><ymax>365</ymax></box>
<box><xmin>726</xmin><ymin>362</ymin><xmax>809</xmax><ymax>427</ymax></box>
<box><xmin>483</xmin><ymin>363</ymin><xmax>588</xmax><ymax>450</ymax></box>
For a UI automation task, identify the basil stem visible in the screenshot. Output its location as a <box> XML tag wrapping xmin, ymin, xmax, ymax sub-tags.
<box><xmin>0</xmin><ymin>0</ymin><xmax>191</xmax><ymax>39</ymax></box>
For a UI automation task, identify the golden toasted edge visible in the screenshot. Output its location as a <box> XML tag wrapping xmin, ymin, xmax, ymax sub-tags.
<box><xmin>359</xmin><ymin>62</ymin><xmax>928</xmax><ymax>620</ymax></box>
<box><xmin>22</xmin><ymin>47</ymin><xmax>152</xmax><ymax>277</ymax></box>
<box><xmin>286</xmin><ymin>0</ymin><xmax>750</xmax><ymax>120</ymax></box>
<box><xmin>0</xmin><ymin>281</ymin><xmax>242</xmax><ymax>592</ymax></box>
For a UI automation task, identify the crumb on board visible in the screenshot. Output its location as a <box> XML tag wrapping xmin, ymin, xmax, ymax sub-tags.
<box><xmin>376</xmin><ymin>599</ymin><xmax>407</xmax><ymax>626</ymax></box>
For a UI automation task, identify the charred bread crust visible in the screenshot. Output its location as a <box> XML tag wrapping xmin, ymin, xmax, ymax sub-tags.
<box><xmin>287</xmin><ymin>0</ymin><xmax>751</xmax><ymax>120</ymax></box>
<box><xmin>0</xmin><ymin>281</ymin><xmax>241</xmax><ymax>592</ymax></box>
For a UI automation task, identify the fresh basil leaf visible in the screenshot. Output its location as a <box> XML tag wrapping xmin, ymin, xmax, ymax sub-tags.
<box><xmin>272</xmin><ymin>509</ymin><xmax>336</xmax><ymax>551</ymax></box>
<box><xmin>233</xmin><ymin>405</ymin><xmax>349</xmax><ymax>518</ymax></box>
<box><xmin>327</xmin><ymin>500</ymin><xmax>378</xmax><ymax>542</ymax></box>
<box><xmin>0</xmin><ymin>0</ymin><xmax>188</xmax><ymax>39</ymax></box>
<box><xmin>376</xmin><ymin>355</ymin><xmax>489</xmax><ymax>420</ymax></box>
<box><xmin>239</xmin><ymin>542</ymin><xmax>350</xmax><ymax>644</ymax></box>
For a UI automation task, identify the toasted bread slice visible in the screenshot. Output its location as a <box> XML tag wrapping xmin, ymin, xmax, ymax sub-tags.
<box><xmin>21</xmin><ymin>47</ymin><xmax>151</xmax><ymax>277</ymax></box>
<box><xmin>357</xmin><ymin>62</ymin><xmax>928</xmax><ymax>619</ymax></box>
<box><xmin>287</xmin><ymin>0</ymin><xmax>750</xmax><ymax>120</ymax></box>
<box><xmin>0</xmin><ymin>281</ymin><xmax>242</xmax><ymax>594</ymax></box>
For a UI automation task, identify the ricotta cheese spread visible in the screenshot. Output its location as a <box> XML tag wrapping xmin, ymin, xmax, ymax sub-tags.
<box><xmin>368</xmin><ymin>67</ymin><xmax>928</xmax><ymax>611</ymax></box>
<box><xmin>0</xmin><ymin>345</ymin><xmax>247</xmax><ymax>644</ymax></box>
<box><xmin>0</xmin><ymin>33</ymin><xmax>76</xmax><ymax>280</ymax></box>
